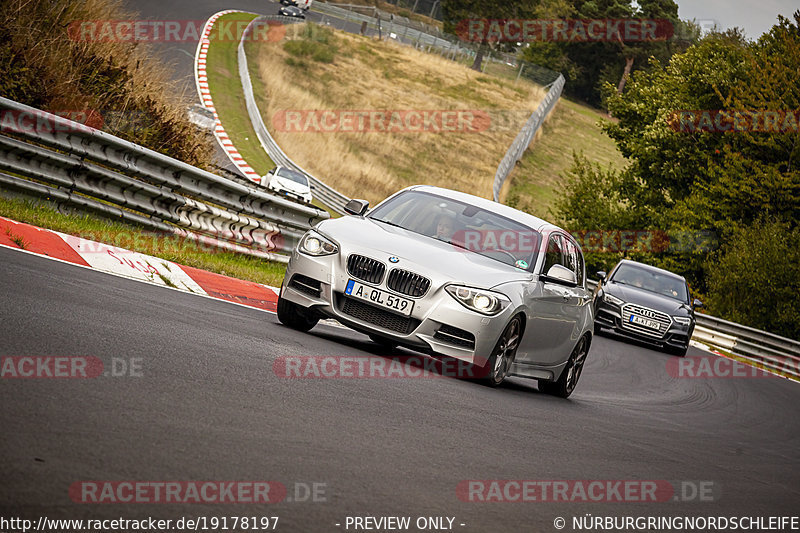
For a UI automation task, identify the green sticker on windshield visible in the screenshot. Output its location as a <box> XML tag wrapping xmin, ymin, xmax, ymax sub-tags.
<box><xmin>515</xmin><ymin>259</ymin><xmax>529</xmax><ymax>269</ymax></box>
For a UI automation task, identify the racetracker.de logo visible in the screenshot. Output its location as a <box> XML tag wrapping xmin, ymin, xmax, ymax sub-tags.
<box><xmin>69</xmin><ymin>481</ymin><xmax>286</xmax><ymax>504</ymax></box>
<box><xmin>66</xmin><ymin>19</ymin><xmax>285</xmax><ymax>43</ymax></box>
<box><xmin>272</xmin><ymin>110</ymin><xmax>490</xmax><ymax>133</ymax></box>
<box><xmin>0</xmin><ymin>110</ymin><xmax>102</xmax><ymax>135</ymax></box>
<box><xmin>1</xmin><ymin>356</ymin><xmax>104</xmax><ymax>378</ymax></box>
<box><xmin>456</xmin><ymin>18</ymin><xmax>674</xmax><ymax>43</ymax></box>
<box><xmin>667</xmin><ymin>110</ymin><xmax>800</xmax><ymax>133</ymax></box>
<box><xmin>666</xmin><ymin>356</ymin><xmax>791</xmax><ymax>379</ymax></box>
<box><xmin>273</xmin><ymin>355</ymin><xmax>483</xmax><ymax>379</ymax></box>
<box><xmin>457</xmin><ymin>480</ymin><xmax>676</xmax><ymax>502</ymax></box>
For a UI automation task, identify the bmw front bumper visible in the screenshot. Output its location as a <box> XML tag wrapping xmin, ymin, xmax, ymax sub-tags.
<box><xmin>279</xmin><ymin>248</ymin><xmax>513</xmax><ymax>365</ymax></box>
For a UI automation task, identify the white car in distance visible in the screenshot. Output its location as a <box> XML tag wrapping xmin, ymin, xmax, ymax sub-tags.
<box><xmin>264</xmin><ymin>166</ymin><xmax>313</xmax><ymax>205</ymax></box>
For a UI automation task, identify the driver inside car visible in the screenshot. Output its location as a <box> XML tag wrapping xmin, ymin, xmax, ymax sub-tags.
<box><xmin>433</xmin><ymin>212</ymin><xmax>456</xmax><ymax>242</ymax></box>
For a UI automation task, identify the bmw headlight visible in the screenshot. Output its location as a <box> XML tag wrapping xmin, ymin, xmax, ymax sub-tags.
<box><xmin>446</xmin><ymin>285</ymin><xmax>509</xmax><ymax>316</ymax></box>
<box><xmin>299</xmin><ymin>231</ymin><xmax>338</xmax><ymax>256</ymax></box>
<box><xmin>673</xmin><ymin>316</ymin><xmax>691</xmax><ymax>326</ymax></box>
<box><xmin>603</xmin><ymin>292</ymin><xmax>624</xmax><ymax>306</ymax></box>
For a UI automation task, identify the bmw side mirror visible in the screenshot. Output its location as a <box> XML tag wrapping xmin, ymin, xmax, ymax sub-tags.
<box><xmin>693</xmin><ymin>298</ymin><xmax>703</xmax><ymax>309</ymax></box>
<box><xmin>542</xmin><ymin>264</ymin><xmax>577</xmax><ymax>286</ymax></box>
<box><xmin>344</xmin><ymin>199</ymin><xmax>369</xmax><ymax>216</ymax></box>
<box><xmin>596</xmin><ymin>271</ymin><xmax>607</xmax><ymax>281</ymax></box>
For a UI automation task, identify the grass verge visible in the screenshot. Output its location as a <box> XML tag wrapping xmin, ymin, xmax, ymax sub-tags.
<box><xmin>251</xmin><ymin>23</ymin><xmax>545</xmax><ymax>204</ymax></box>
<box><xmin>504</xmin><ymin>97</ymin><xmax>627</xmax><ymax>219</ymax></box>
<box><xmin>204</xmin><ymin>12</ymin><xmax>275</xmax><ymax>175</ymax></box>
<box><xmin>205</xmin><ymin>13</ymin><xmax>336</xmax><ymax>215</ymax></box>
<box><xmin>0</xmin><ymin>195</ymin><xmax>286</xmax><ymax>287</ymax></box>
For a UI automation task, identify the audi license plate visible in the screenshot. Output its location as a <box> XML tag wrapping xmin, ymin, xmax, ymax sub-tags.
<box><xmin>629</xmin><ymin>314</ymin><xmax>660</xmax><ymax>330</ymax></box>
<box><xmin>345</xmin><ymin>279</ymin><xmax>413</xmax><ymax>316</ymax></box>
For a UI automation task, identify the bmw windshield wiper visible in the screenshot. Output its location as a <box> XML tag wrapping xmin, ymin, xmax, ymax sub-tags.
<box><xmin>370</xmin><ymin>218</ymin><xmax>406</xmax><ymax>230</ymax></box>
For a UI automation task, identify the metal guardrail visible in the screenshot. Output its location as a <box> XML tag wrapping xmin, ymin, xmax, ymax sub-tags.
<box><xmin>313</xmin><ymin>3</ymin><xmax>562</xmax><ymax>86</ymax></box>
<box><xmin>693</xmin><ymin>314</ymin><xmax>800</xmax><ymax>379</ymax></box>
<box><xmin>0</xmin><ymin>97</ymin><xmax>330</xmax><ymax>262</ymax></box>
<box><xmin>321</xmin><ymin>2</ymin><xmax>442</xmax><ymax>34</ymax></box>
<box><xmin>313</xmin><ymin>2</ymin><xmax>456</xmax><ymax>51</ymax></box>
<box><xmin>492</xmin><ymin>74</ymin><xmax>565</xmax><ymax>202</ymax></box>
<box><xmin>586</xmin><ymin>279</ymin><xmax>800</xmax><ymax>379</ymax></box>
<box><xmin>238</xmin><ymin>16</ymin><xmax>351</xmax><ymax>215</ymax></box>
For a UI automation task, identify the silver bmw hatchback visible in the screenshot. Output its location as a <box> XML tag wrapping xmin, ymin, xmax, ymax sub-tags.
<box><xmin>277</xmin><ymin>185</ymin><xmax>594</xmax><ymax>397</ymax></box>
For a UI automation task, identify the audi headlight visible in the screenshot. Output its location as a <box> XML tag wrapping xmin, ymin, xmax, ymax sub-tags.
<box><xmin>446</xmin><ymin>285</ymin><xmax>509</xmax><ymax>316</ymax></box>
<box><xmin>673</xmin><ymin>316</ymin><xmax>691</xmax><ymax>326</ymax></box>
<box><xmin>299</xmin><ymin>231</ymin><xmax>338</xmax><ymax>256</ymax></box>
<box><xmin>603</xmin><ymin>292</ymin><xmax>624</xmax><ymax>306</ymax></box>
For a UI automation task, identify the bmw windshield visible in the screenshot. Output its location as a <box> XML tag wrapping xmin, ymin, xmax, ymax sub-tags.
<box><xmin>367</xmin><ymin>190</ymin><xmax>541</xmax><ymax>271</ymax></box>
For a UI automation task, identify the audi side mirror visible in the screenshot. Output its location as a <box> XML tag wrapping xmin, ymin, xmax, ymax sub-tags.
<box><xmin>693</xmin><ymin>298</ymin><xmax>704</xmax><ymax>309</ymax></box>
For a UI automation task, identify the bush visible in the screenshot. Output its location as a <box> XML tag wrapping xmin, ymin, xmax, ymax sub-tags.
<box><xmin>282</xmin><ymin>23</ymin><xmax>336</xmax><ymax>63</ymax></box>
<box><xmin>706</xmin><ymin>219</ymin><xmax>800</xmax><ymax>340</ymax></box>
<box><xmin>0</xmin><ymin>0</ymin><xmax>214</xmax><ymax>169</ymax></box>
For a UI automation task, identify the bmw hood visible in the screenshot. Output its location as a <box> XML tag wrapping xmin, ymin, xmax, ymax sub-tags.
<box><xmin>316</xmin><ymin>216</ymin><xmax>532</xmax><ymax>289</ymax></box>
<box><xmin>605</xmin><ymin>282</ymin><xmax>690</xmax><ymax>315</ymax></box>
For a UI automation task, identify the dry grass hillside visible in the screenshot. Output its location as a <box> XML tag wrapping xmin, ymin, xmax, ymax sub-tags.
<box><xmin>0</xmin><ymin>0</ymin><xmax>214</xmax><ymax>169</ymax></box>
<box><xmin>249</xmin><ymin>24</ymin><xmax>544</xmax><ymax>204</ymax></box>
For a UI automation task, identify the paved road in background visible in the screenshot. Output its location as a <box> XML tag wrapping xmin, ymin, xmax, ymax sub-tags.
<box><xmin>126</xmin><ymin>1</ymin><xmax>296</xmax><ymax>177</ymax></box>
<box><xmin>2</xmin><ymin>248</ymin><xmax>798</xmax><ymax>530</ymax></box>
<box><xmin>128</xmin><ymin>0</ymin><xmax>432</xmax><ymax>179</ymax></box>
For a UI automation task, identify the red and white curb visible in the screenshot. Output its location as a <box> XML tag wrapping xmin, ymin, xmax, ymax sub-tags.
<box><xmin>195</xmin><ymin>10</ymin><xmax>263</xmax><ymax>184</ymax></box>
<box><xmin>1</xmin><ymin>216</ymin><xmax>279</xmax><ymax>314</ymax></box>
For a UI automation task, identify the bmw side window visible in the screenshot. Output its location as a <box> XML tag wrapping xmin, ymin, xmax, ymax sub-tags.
<box><xmin>542</xmin><ymin>234</ymin><xmax>564</xmax><ymax>274</ymax></box>
<box><xmin>563</xmin><ymin>237</ymin><xmax>584</xmax><ymax>286</ymax></box>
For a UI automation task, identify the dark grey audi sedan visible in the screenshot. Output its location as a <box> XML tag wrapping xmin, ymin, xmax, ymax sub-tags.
<box><xmin>592</xmin><ymin>259</ymin><xmax>702</xmax><ymax>356</ymax></box>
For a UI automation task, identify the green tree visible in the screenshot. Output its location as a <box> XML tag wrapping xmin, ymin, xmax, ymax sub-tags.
<box><xmin>442</xmin><ymin>0</ymin><xmax>540</xmax><ymax>70</ymax></box>
<box><xmin>707</xmin><ymin>219</ymin><xmax>800</xmax><ymax>340</ymax></box>
<box><xmin>522</xmin><ymin>0</ymin><xmax>694</xmax><ymax>107</ymax></box>
<box><xmin>552</xmin><ymin>12</ymin><xmax>800</xmax><ymax>334</ymax></box>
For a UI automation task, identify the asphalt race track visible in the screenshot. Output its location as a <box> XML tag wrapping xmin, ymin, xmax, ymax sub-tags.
<box><xmin>1</xmin><ymin>246</ymin><xmax>799</xmax><ymax>531</ymax></box>
<box><xmin>2</xmin><ymin>1</ymin><xmax>799</xmax><ymax>531</ymax></box>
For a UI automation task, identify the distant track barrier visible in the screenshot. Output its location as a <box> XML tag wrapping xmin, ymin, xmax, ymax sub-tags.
<box><xmin>492</xmin><ymin>74</ymin><xmax>565</xmax><ymax>202</ymax></box>
<box><xmin>238</xmin><ymin>15</ymin><xmax>351</xmax><ymax>215</ymax></box>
